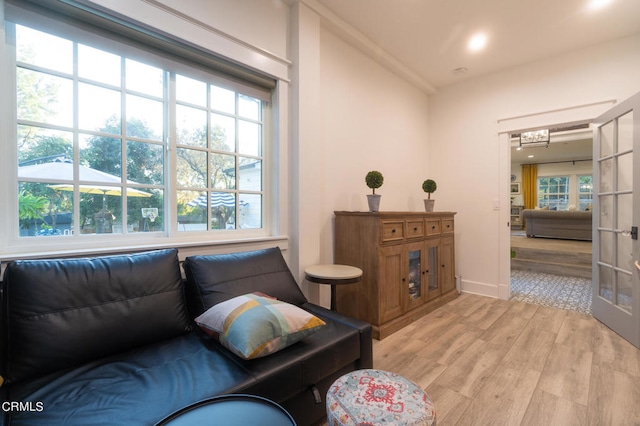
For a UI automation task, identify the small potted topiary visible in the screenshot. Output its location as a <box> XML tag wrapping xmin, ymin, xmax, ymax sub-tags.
<box><xmin>365</xmin><ymin>171</ymin><xmax>384</xmax><ymax>212</ymax></box>
<box><xmin>422</xmin><ymin>179</ymin><xmax>437</xmax><ymax>212</ymax></box>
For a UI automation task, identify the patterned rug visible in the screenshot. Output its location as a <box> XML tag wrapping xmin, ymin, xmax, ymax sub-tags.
<box><xmin>510</xmin><ymin>270</ymin><xmax>592</xmax><ymax>315</ymax></box>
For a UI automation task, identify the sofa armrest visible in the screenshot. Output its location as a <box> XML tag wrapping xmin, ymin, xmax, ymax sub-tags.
<box><xmin>301</xmin><ymin>302</ymin><xmax>373</xmax><ymax>370</ymax></box>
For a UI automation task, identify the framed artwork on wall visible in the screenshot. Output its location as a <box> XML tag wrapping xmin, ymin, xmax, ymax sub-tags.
<box><xmin>510</xmin><ymin>183</ymin><xmax>521</xmax><ymax>194</ymax></box>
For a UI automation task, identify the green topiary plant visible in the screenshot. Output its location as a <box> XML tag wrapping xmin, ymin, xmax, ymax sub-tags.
<box><xmin>365</xmin><ymin>171</ymin><xmax>384</xmax><ymax>194</ymax></box>
<box><xmin>422</xmin><ymin>179</ymin><xmax>437</xmax><ymax>199</ymax></box>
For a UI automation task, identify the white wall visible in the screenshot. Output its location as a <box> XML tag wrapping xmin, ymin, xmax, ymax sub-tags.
<box><xmin>429</xmin><ymin>34</ymin><xmax>640</xmax><ymax>297</ymax></box>
<box><xmin>290</xmin><ymin>5</ymin><xmax>431</xmax><ymax>306</ymax></box>
<box><xmin>313</xmin><ymin>27</ymin><xmax>430</xmax><ymax>305</ymax></box>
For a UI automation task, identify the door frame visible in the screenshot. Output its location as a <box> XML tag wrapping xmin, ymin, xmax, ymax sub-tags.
<box><xmin>497</xmin><ymin>100</ymin><xmax>617</xmax><ymax>300</ymax></box>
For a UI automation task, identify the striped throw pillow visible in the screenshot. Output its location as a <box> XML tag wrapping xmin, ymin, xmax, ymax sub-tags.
<box><xmin>195</xmin><ymin>293</ymin><xmax>326</xmax><ymax>359</ymax></box>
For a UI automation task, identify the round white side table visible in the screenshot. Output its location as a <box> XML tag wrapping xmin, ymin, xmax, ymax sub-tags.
<box><xmin>304</xmin><ymin>264</ymin><xmax>363</xmax><ymax>310</ymax></box>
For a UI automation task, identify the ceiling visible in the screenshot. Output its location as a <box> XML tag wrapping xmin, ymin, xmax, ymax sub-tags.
<box><xmin>510</xmin><ymin>130</ymin><xmax>593</xmax><ymax>165</ymax></box>
<box><xmin>314</xmin><ymin>0</ymin><xmax>640</xmax><ymax>89</ymax></box>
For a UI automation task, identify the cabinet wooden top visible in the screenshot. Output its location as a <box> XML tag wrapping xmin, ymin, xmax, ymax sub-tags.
<box><xmin>334</xmin><ymin>211</ymin><xmax>457</xmax><ymax>217</ymax></box>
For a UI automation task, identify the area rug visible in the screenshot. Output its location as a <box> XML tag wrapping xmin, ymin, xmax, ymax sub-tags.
<box><xmin>510</xmin><ymin>270</ymin><xmax>592</xmax><ymax>315</ymax></box>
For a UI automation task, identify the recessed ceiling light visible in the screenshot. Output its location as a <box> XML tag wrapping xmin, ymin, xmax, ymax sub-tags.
<box><xmin>468</xmin><ymin>33</ymin><xmax>488</xmax><ymax>52</ymax></box>
<box><xmin>528</xmin><ymin>155</ymin><xmax>535</xmax><ymax>158</ymax></box>
<box><xmin>588</xmin><ymin>0</ymin><xmax>613</xmax><ymax>11</ymax></box>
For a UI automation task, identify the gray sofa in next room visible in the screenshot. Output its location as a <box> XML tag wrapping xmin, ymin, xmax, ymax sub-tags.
<box><xmin>523</xmin><ymin>209</ymin><xmax>592</xmax><ymax>241</ymax></box>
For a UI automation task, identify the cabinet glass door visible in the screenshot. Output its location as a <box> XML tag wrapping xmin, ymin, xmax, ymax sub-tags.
<box><xmin>426</xmin><ymin>240</ymin><xmax>440</xmax><ymax>301</ymax></box>
<box><xmin>408</xmin><ymin>248</ymin><xmax>422</xmax><ymax>300</ymax></box>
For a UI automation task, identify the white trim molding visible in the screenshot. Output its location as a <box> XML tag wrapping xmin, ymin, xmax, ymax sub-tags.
<box><xmin>497</xmin><ymin>99</ymin><xmax>617</xmax><ymax>134</ymax></box>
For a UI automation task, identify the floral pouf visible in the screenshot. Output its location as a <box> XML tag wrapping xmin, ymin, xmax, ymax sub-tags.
<box><xmin>326</xmin><ymin>369</ymin><xmax>436</xmax><ymax>426</ymax></box>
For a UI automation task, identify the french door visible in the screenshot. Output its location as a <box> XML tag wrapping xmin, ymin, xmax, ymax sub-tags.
<box><xmin>592</xmin><ymin>92</ymin><xmax>640</xmax><ymax>348</ymax></box>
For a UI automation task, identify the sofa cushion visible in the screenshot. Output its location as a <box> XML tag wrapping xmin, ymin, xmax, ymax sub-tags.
<box><xmin>183</xmin><ymin>247</ymin><xmax>308</xmax><ymax>317</ymax></box>
<box><xmin>195</xmin><ymin>293</ymin><xmax>325</xmax><ymax>359</ymax></box>
<box><xmin>6</xmin><ymin>333</ymin><xmax>256</xmax><ymax>426</ymax></box>
<box><xmin>2</xmin><ymin>249</ymin><xmax>191</xmax><ymax>384</ymax></box>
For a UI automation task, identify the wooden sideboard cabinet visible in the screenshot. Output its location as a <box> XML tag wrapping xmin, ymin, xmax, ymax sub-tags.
<box><xmin>333</xmin><ymin>211</ymin><xmax>457</xmax><ymax>339</ymax></box>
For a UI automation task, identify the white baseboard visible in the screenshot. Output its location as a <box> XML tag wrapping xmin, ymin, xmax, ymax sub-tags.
<box><xmin>460</xmin><ymin>278</ymin><xmax>500</xmax><ymax>299</ymax></box>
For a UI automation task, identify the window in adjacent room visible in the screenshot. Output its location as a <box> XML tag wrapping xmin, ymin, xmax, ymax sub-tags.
<box><xmin>578</xmin><ymin>175</ymin><xmax>593</xmax><ymax>211</ymax></box>
<box><xmin>6</xmin><ymin>1</ymin><xmax>272</xmax><ymax>244</ymax></box>
<box><xmin>537</xmin><ymin>176</ymin><xmax>569</xmax><ymax>210</ymax></box>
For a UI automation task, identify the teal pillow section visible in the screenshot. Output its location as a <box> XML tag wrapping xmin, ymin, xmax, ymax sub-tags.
<box><xmin>195</xmin><ymin>293</ymin><xmax>326</xmax><ymax>360</ymax></box>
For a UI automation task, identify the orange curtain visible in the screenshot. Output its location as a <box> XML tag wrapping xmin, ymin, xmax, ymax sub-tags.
<box><xmin>521</xmin><ymin>164</ymin><xmax>538</xmax><ymax>210</ymax></box>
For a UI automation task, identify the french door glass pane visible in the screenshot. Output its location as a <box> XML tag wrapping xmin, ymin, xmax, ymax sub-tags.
<box><xmin>599</xmin><ymin>266</ymin><xmax>614</xmax><ymax>302</ymax></box>
<box><xmin>618</xmin><ymin>111</ymin><xmax>634</xmax><ymax>152</ymax></box>
<box><xmin>617</xmin><ymin>271</ymin><xmax>632</xmax><ymax>313</ymax></box>
<box><xmin>600</xmin><ymin>120</ymin><xmax>614</xmax><ymax>157</ymax></box>
<box><xmin>599</xmin><ymin>159</ymin><xmax>613</xmax><ymax>192</ymax></box>
<box><xmin>599</xmin><ymin>195</ymin><xmax>613</xmax><ymax>228</ymax></box>
<box><xmin>617</xmin><ymin>153</ymin><xmax>633</xmax><ymax>192</ymax></box>
<box><xmin>600</xmin><ymin>230</ymin><xmax>613</xmax><ymax>265</ymax></box>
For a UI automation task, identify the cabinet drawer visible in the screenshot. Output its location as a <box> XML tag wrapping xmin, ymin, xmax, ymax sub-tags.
<box><xmin>381</xmin><ymin>220</ymin><xmax>405</xmax><ymax>242</ymax></box>
<box><xmin>425</xmin><ymin>219</ymin><xmax>441</xmax><ymax>236</ymax></box>
<box><xmin>406</xmin><ymin>220</ymin><xmax>425</xmax><ymax>239</ymax></box>
<box><xmin>442</xmin><ymin>219</ymin><xmax>454</xmax><ymax>234</ymax></box>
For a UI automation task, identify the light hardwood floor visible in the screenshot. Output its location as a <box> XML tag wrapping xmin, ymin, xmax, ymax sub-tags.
<box><xmin>372</xmin><ymin>293</ymin><xmax>640</xmax><ymax>425</ymax></box>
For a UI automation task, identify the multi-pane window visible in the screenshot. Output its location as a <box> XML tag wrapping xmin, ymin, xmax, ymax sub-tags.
<box><xmin>578</xmin><ymin>175</ymin><xmax>593</xmax><ymax>211</ymax></box>
<box><xmin>175</xmin><ymin>75</ymin><xmax>263</xmax><ymax>232</ymax></box>
<box><xmin>12</xmin><ymin>17</ymin><xmax>266</xmax><ymax>239</ymax></box>
<box><xmin>537</xmin><ymin>176</ymin><xmax>569</xmax><ymax>210</ymax></box>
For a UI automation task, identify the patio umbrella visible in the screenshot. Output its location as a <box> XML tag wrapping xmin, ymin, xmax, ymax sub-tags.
<box><xmin>19</xmin><ymin>159</ymin><xmax>152</xmax><ymax>232</ymax></box>
<box><xmin>187</xmin><ymin>192</ymin><xmax>243</xmax><ymax>208</ymax></box>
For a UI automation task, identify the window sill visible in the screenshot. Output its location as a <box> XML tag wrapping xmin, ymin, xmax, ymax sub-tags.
<box><xmin>0</xmin><ymin>235</ymin><xmax>289</xmax><ymax>265</ymax></box>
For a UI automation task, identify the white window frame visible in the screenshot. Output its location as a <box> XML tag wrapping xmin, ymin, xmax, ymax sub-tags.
<box><xmin>0</xmin><ymin>0</ymin><xmax>289</xmax><ymax>260</ymax></box>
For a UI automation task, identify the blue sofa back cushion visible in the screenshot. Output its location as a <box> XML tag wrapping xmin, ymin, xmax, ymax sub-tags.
<box><xmin>2</xmin><ymin>249</ymin><xmax>191</xmax><ymax>384</ymax></box>
<box><xmin>183</xmin><ymin>247</ymin><xmax>307</xmax><ymax>317</ymax></box>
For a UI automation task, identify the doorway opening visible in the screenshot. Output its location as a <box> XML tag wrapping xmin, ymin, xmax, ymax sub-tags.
<box><xmin>508</xmin><ymin>125</ymin><xmax>594</xmax><ymax>313</ymax></box>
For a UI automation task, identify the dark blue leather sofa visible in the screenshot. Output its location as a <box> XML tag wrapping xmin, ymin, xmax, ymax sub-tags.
<box><xmin>0</xmin><ymin>247</ymin><xmax>372</xmax><ymax>425</ymax></box>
